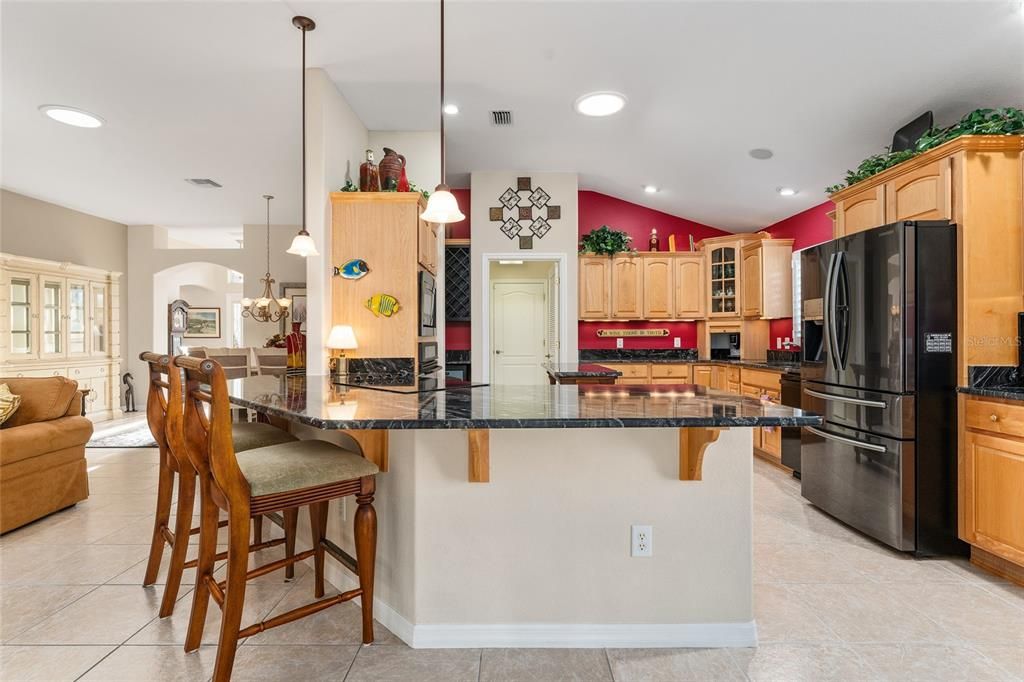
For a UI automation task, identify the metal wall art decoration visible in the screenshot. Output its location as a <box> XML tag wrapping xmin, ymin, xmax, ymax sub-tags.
<box><xmin>335</xmin><ymin>259</ymin><xmax>370</xmax><ymax>279</ymax></box>
<box><xmin>490</xmin><ymin>176</ymin><xmax>561</xmax><ymax>245</ymax></box>
<box><xmin>595</xmin><ymin>328</ymin><xmax>671</xmax><ymax>338</ymax></box>
<box><xmin>365</xmin><ymin>293</ymin><xmax>401</xmax><ymax>318</ymax></box>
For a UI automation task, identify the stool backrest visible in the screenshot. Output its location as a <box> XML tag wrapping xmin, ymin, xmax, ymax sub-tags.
<box><xmin>170</xmin><ymin>355</ymin><xmax>249</xmax><ymax>499</ymax></box>
<box><xmin>139</xmin><ymin>352</ymin><xmax>171</xmax><ymax>455</ymax></box>
<box><xmin>254</xmin><ymin>348</ymin><xmax>287</xmax><ymax>377</ymax></box>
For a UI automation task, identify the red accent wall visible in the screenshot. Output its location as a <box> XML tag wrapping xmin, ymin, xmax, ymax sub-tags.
<box><xmin>447</xmin><ymin>188</ymin><xmax>471</xmax><ymax>240</ymax></box>
<box><xmin>763</xmin><ymin>200</ymin><xmax>835</xmax><ymax>344</ymax></box>
<box><xmin>579</xmin><ymin>321</ymin><xmax>698</xmax><ymax>350</ymax></box>
<box><xmin>446</xmin><ymin>321</ymin><xmax>471</xmax><ymax>350</ymax></box>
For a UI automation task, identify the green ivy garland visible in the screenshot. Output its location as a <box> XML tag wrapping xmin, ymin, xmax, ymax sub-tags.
<box><xmin>826</xmin><ymin>107</ymin><xmax>1024</xmax><ymax>195</ymax></box>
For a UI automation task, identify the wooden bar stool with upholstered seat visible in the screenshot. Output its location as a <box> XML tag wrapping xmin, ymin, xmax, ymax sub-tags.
<box><xmin>139</xmin><ymin>352</ymin><xmax>300</xmax><ymax>618</ymax></box>
<box><xmin>169</xmin><ymin>355</ymin><xmax>379</xmax><ymax>682</ymax></box>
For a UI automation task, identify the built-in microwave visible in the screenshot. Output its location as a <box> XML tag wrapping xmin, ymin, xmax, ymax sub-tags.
<box><xmin>419</xmin><ymin>270</ymin><xmax>436</xmax><ymax>337</ymax></box>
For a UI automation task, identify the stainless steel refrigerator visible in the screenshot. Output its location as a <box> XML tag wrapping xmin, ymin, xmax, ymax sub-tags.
<box><xmin>800</xmin><ymin>220</ymin><xmax>963</xmax><ymax>556</ymax></box>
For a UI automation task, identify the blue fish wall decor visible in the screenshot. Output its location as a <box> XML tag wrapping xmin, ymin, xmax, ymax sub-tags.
<box><xmin>334</xmin><ymin>259</ymin><xmax>370</xmax><ymax>280</ymax></box>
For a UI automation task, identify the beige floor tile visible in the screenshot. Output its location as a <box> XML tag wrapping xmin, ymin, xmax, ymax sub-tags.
<box><xmin>250</xmin><ymin>572</ymin><xmax>399</xmax><ymax>646</ymax></box>
<box><xmin>976</xmin><ymin>580</ymin><xmax>1024</xmax><ymax>611</ymax></box>
<box><xmin>973</xmin><ymin>644</ymin><xmax>1024</xmax><ymax>679</ymax></box>
<box><xmin>0</xmin><ymin>645</ymin><xmax>114</xmax><ymax>681</ymax></box>
<box><xmin>895</xmin><ymin>582</ymin><xmax>1024</xmax><ymax>646</ymax></box>
<box><xmin>79</xmin><ymin>644</ymin><xmax>217</xmax><ymax>681</ymax></box>
<box><xmin>730</xmin><ymin>643</ymin><xmax>880</xmax><ymax>681</ymax></box>
<box><xmin>753</xmin><ymin>542</ymin><xmax>868</xmax><ymax>585</ymax></box>
<box><xmin>345</xmin><ymin>645</ymin><xmax>480</xmax><ymax>682</ymax></box>
<box><xmin>15</xmin><ymin>544</ymin><xmax>151</xmax><ymax>585</ymax></box>
<box><xmin>480</xmin><ymin>648</ymin><xmax>612</xmax><ymax>681</ymax></box>
<box><xmin>0</xmin><ymin>544</ymin><xmax>82</xmax><ymax>585</ymax></box>
<box><xmin>4</xmin><ymin>512</ymin><xmax>150</xmax><ymax>546</ymax></box>
<box><xmin>127</xmin><ymin>581</ymin><xmax>295</xmax><ymax>645</ymax></box>
<box><xmin>230</xmin><ymin>644</ymin><xmax>359</xmax><ymax>681</ymax></box>
<box><xmin>0</xmin><ymin>585</ymin><xmax>95</xmax><ymax>642</ymax></box>
<box><xmin>9</xmin><ymin>585</ymin><xmax>160</xmax><ymax>645</ymax></box>
<box><xmin>852</xmin><ymin>643</ymin><xmax>1014</xmax><ymax>681</ymax></box>
<box><xmin>607</xmin><ymin>648</ymin><xmax>745</xmax><ymax>681</ymax></box>
<box><xmin>795</xmin><ymin>583</ymin><xmax>957</xmax><ymax>644</ymax></box>
<box><xmin>827</xmin><ymin>542</ymin><xmax>965</xmax><ymax>584</ymax></box>
<box><xmin>753</xmin><ymin>584</ymin><xmax>838</xmax><ymax>643</ymax></box>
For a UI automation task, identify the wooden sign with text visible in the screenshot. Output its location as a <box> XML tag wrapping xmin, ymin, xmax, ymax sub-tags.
<box><xmin>596</xmin><ymin>329</ymin><xmax>670</xmax><ymax>338</ymax></box>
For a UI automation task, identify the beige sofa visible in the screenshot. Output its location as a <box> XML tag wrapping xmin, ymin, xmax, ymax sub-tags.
<box><xmin>0</xmin><ymin>376</ymin><xmax>93</xmax><ymax>533</ymax></box>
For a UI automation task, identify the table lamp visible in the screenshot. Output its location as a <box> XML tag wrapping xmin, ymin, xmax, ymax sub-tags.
<box><xmin>327</xmin><ymin>324</ymin><xmax>357</xmax><ymax>384</ymax></box>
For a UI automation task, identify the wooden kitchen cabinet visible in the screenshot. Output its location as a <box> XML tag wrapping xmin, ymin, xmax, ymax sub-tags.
<box><xmin>642</xmin><ymin>255</ymin><xmax>673</xmax><ymax>319</ymax></box>
<box><xmin>651</xmin><ymin>364</ymin><xmax>691</xmax><ymax>383</ymax></box>
<box><xmin>601</xmin><ymin>363</ymin><xmax>650</xmax><ymax>384</ymax></box>
<box><xmin>740</xmin><ymin>240</ymin><xmax>793</xmax><ymax>319</ymax></box>
<box><xmin>673</xmin><ymin>253</ymin><xmax>705</xmax><ymax>319</ymax></box>
<box><xmin>418</xmin><ymin>219</ymin><xmax>438</xmax><ymax>275</ymax></box>
<box><xmin>834</xmin><ymin>183</ymin><xmax>886</xmax><ymax>237</ymax></box>
<box><xmin>884</xmin><ymin>157</ymin><xmax>951</xmax><ymax>223</ymax></box>
<box><xmin>692</xmin><ymin>364</ymin><xmax>713</xmax><ymax>388</ymax></box>
<box><xmin>741</xmin><ymin>368</ymin><xmax>784</xmax><ymax>466</ymax></box>
<box><xmin>579</xmin><ymin>256</ymin><xmax>611</xmax><ymax>319</ymax></box>
<box><xmin>960</xmin><ymin>396</ymin><xmax>1024</xmax><ymax>572</ymax></box>
<box><xmin>706</xmin><ymin>241</ymin><xmax>740</xmax><ymax>318</ymax></box>
<box><xmin>611</xmin><ymin>256</ymin><xmax>644</xmax><ymax>319</ymax></box>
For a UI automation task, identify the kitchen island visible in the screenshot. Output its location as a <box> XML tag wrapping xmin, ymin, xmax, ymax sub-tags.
<box><xmin>227</xmin><ymin>375</ymin><xmax>820</xmax><ymax>649</ymax></box>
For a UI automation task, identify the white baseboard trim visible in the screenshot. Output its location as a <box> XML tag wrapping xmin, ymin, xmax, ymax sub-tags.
<box><xmin>323</xmin><ymin>560</ymin><xmax>756</xmax><ymax>649</ymax></box>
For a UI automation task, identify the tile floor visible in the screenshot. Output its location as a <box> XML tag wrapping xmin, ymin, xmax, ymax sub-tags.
<box><xmin>1</xmin><ymin>446</ymin><xmax>1022</xmax><ymax>681</ymax></box>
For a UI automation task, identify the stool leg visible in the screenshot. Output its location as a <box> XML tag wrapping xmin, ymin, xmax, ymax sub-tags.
<box><xmin>308</xmin><ymin>502</ymin><xmax>327</xmax><ymax>598</ymax></box>
<box><xmin>159</xmin><ymin>471</ymin><xmax>195</xmax><ymax>617</ymax></box>
<box><xmin>354</xmin><ymin>478</ymin><xmax>377</xmax><ymax>645</ymax></box>
<box><xmin>212</xmin><ymin>507</ymin><xmax>250</xmax><ymax>682</ymax></box>
<box><xmin>184</xmin><ymin>481</ymin><xmax>218</xmax><ymax>653</ymax></box>
<box><xmin>143</xmin><ymin>451</ymin><xmax>175</xmax><ymax>587</ymax></box>
<box><xmin>283</xmin><ymin>507</ymin><xmax>298</xmax><ymax>581</ymax></box>
<box><xmin>252</xmin><ymin>515</ymin><xmax>263</xmax><ymax>544</ymax></box>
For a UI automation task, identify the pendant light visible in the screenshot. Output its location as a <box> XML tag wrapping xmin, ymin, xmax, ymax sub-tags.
<box><xmin>286</xmin><ymin>16</ymin><xmax>320</xmax><ymax>257</ymax></box>
<box><xmin>242</xmin><ymin>195</ymin><xmax>291</xmax><ymax>323</ymax></box>
<box><xmin>419</xmin><ymin>0</ymin><xmax>465</xmax><ymax>225</ymax></box>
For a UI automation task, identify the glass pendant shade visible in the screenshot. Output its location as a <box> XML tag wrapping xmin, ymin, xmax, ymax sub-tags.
<box><xmin>420</xmin><ymin>186</ymin><xmax>464</xmax><ymax>224</ymax></box>
<box><xmin>286</xmin><ymin>232</ymin><xmax>319</xmax><ymax>257</ymax></box>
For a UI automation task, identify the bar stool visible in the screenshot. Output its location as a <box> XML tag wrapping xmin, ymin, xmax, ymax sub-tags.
<box><xmin>139</xmin><ymin>352</ymin><xmax>299</xmax><ymax>618</ymax></box>
<box><xmin>170</xmin><ymin>356</ymin><xmax>378</xmax><ymax>682</ymax></box>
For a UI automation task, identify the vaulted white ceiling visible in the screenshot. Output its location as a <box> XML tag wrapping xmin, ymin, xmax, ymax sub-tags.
<box><xmin>3</xmin><ymin>1</ymin><xmax>1022</xmax><ymax>232</ymax></box>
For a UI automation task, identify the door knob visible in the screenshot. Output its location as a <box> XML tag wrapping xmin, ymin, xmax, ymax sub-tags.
<box><xmin>990</xmin><ymin>414</ymin><xmax>999</xmax><ymax>422</ymax></box>
<box><xmin>494</xmin><ymin>349</ymin><xmax>503</xmax><ymax>355</ymax></box>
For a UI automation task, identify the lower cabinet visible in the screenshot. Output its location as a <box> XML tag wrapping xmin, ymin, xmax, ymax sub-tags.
<box><xmin>741</xmin><ymin>369</ymin><xmax>784</xmax><ymax>467</ymax></box>
<box><xmin>960</xmin><ymin>396</ymin><xmax>1024</xmax><ymax>570</ymax></box>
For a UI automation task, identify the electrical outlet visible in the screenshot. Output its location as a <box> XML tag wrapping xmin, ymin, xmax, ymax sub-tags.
<box><xmin>631</xmin><ymin>524</ymin><xmax>653</xmax><ymax>557</ymax></box>
<box><xmin>616</xmin><ymin>338</ymin><xmax>624</xmax><ymax>349</ymax></box>
<box><xmin>673</xmin><ymin>337</ymin><xmax>681</xmax><ymax>348</ymax></box>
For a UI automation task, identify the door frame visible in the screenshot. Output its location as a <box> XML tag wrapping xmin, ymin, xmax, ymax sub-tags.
<box><xmin>480</xmin><ymin>252</ymin><xmax>568</xmax><ymax>383</ymax></box>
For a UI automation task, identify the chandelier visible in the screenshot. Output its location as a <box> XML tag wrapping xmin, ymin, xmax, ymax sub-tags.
<box><xmin>241</xmin><ymin>195</ymin><xmax>291</xmax><ymax>323</ymax></box>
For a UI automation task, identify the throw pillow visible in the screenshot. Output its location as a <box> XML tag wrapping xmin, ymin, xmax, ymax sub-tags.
<box><xmin>0</xmin><ymin>383</ymin><xmax>22</xmax><ymax>426</ymax></box>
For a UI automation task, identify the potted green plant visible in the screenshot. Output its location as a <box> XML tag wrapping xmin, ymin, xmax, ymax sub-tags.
<box><xmin>579</xmin><ymin>225</ymin><xmax>635</xmax><ymax>256</ymax></box>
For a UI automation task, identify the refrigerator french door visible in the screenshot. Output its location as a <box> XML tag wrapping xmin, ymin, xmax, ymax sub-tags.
<box><xmin>800</xmin><ymin>220</ymin><xmax>962</xmax><ymax>556</ymax></box>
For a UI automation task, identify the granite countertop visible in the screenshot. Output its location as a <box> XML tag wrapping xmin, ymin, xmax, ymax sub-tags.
<box><xmin>541</xmin><ymin>362</ymin><xmax>622</xmax><ymax>378</ymax></box>
<box><xmin>226</xmin><ymin>375</ymin><xmax>822</xmax><ymax>430</ymax></box>
<box><xmin>575</xmin><ymin>349</ymin><xmax>801</xmax><ymax>375</ymax></box>
<box><xmin>957</xmin><ymin>385</ymin><xmax>1024</xmax><ymax>402</ymax></box>
<box><xmin>549</xmin><ymin>359</ymin><xmax>801</xmax><ymax>375</ymax></box>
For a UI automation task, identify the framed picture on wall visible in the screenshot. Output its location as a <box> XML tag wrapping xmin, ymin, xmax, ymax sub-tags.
<box><xmin>280</xmin><ymin>282</ymin><xmax>307</xmax><ymax>333</ymax></box>
<box><xmin>184</xmin><ymin>307</ymin><xmax>221</xmax><ymax>338</ymax></box>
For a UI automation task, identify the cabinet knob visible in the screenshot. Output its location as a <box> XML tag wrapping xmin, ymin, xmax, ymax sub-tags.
<box><xmin>990</xmin><ymin>414</ymin><xmax>999</xmax><ymax>422</ymax></box>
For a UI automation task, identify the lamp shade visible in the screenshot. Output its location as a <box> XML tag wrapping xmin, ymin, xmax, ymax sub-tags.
<box><xmin>326</xmin><ymin>324</ymin><xmax>358</xmax><ymax>350</ymax></box>
<box><xmin>286</xmin><ymin>232</ymin><xmax>319</xmax><ymax>257</ymax></box>
<box><xmin>420</xmin><ymin>188</ymin><xmax>464</xmax><ymax>224</ymax></box>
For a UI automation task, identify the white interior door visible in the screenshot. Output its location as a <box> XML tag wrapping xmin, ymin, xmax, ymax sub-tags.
<box><xmin>491</xmin><ymin>281</ymin><xmax>547</xmax><ymax>385</ymax></box>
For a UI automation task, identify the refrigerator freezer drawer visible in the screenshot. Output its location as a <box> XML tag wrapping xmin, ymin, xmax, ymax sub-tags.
<box><xmin>801</xmin><ymin>423</ymin><xmax>915</xmax><ymax>551</ymax></box>
<box><xmin>801</xmin><ymin>381</ymin><xmax>914</xmax><ymax>440</ymax></box>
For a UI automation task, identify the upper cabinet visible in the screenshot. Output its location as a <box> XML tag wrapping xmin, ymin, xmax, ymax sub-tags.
<box><xmin>611</xmin><ymin>256</ymin><xmax>644</xmax><ymax>319</ymax></box>
<box><xmin>884</xmin><ymin>157</ymin><xmax>952</xmax><ymax>223</ymax></box>
<box><xmin>674</xmin><ymin>253</ymin><xmax>704</xmax><ymax>319</ymax></box>
<box><xmin>641</xmin><ymin>256</ymin><xmax>672</xmax><ymax>318</ymax></box>
<box><xmin>418</xmin><ymin>219</ymin><xmax>438</xmax><ymax>275</ymax></box>
<box><xmin>707</xmin><ymin>242</ymin><xmax>739</xmax><ymax>318</ymax></box>
<box><xmin>835</xmin><ymin>184</ymin><xmax>886</xmax><ymax>237</ymax></box>
<box><xmin>578</xmin><ymin>256</ymin><xmax>611</xmax><ymax>320</ymax></box>
<box><xmin>741</xmin><ymin>239</ymin><xmax>794</xmax><ymax>319</ymax></box>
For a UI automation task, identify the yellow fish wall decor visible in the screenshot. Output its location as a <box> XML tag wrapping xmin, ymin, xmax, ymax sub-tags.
<box><xmin>365</xmin><ymin>293</ymin><xmax>401</xmax><ymax>318</ymax></box>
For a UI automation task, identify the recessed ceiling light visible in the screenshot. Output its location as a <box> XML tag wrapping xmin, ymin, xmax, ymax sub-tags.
<box><xmin>749</xmin><ymin>148</ymin><xmax>774</xmax><ymax>160</ymax></box>
<box><xmin>38</xmin><ymin>105</ymin><xmax>104</xmax><ymax>128</ymax></box>
<box><xmin>643</xmin><ymin>185</ymin><xmax>659</xmax><ymax>194</ymax></box>
<box><xmin>574</xmin><ymin>91</ymin><xmax>627</xmax><ymax>117</ymax></box>
<box><xmin>777</xmin><ymin>187</ymin><xmax>798</xmax><ymax>197</ymax></box>
<box><xmin>443</xmin><ymin>103</ymin><xmax>459</xmax><ymax>115</ymax></box>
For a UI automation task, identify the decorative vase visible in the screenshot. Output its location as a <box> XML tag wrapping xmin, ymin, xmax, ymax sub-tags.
<box><xmin>379</xmin><ymin>147</ymin><xmax>406</xmax><ymax>189</ymax></box>
<box><xmin>285</xmin><ymin>321</ymin><xmax>306</xmax><ymax>375</ymax></box>
<box><xmin>397</xmin><ymin>165</ymin><xmax>410</xmax><ymax>192</ymax></box>
<box><xmin>359</xmin><ymin>149</ymin><xmax>380</xmax><ymax>192</ymax></box>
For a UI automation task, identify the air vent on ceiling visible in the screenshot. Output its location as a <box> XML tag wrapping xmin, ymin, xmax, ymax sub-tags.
<box><xmin>490</xmin><ymin>110</ymin><xmax>513</xmax><ymax>126</ymax></box>
<box><xmin>185</xmin><ymin>178</ymin><xmax>223</xmax><ymax>188</ymax></box>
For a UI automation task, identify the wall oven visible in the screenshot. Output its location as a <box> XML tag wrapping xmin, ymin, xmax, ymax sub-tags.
<box><xmin>419</xmin><ymin>270</ymin><xmax>436</xmax><ymax>337</ymax></box>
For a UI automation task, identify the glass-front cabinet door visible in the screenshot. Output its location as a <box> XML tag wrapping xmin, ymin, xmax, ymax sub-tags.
<box><xmin>9</xmin><ymin>273</ymin><xmax>38</xmax><ymax>358</ymax></box>
<box><xmin>68</xmin><ymin>280</ymin><xmax>89</xmax><ymax>356</ymax></box>
<box><xmin>709</xmin><ymin>245</ymin><xmax>738</xmax><ymax>316</ymax></box>
<box><xmin>90</xmin><ymin>282</ymin><xmax>108</xmax><ymax>356</ymax></box>
<box><xmin>40</xmin><ymin>277</ymin><xmax>64</xmax><ymax>357</ymax></box>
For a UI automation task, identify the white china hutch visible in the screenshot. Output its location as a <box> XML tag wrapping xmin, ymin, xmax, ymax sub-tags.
<box><xmin>0</xmin><ymin>253</ymin><xmax>122</xmax><ymax>422</ymax></box>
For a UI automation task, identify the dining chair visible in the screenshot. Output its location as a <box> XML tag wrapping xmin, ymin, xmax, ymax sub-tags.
<box><xmin>254</xmin><ymin>347</ymin><xmax>288</xmax><ymax>377</ymax></box>
<box><xmin>139</xmin><ymin>352</ymin><xmax>300</xmax><ymax>618</ymax></box>
<box><xmin>170</xmin><ymin>355</ymin><xmax>379</xmax><ymax>682</ymax></box>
